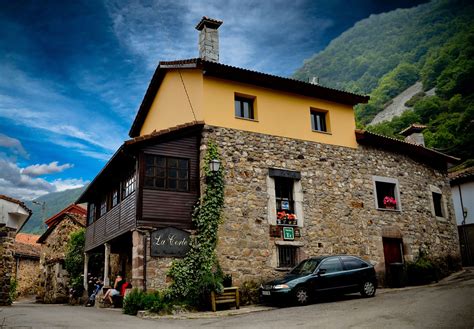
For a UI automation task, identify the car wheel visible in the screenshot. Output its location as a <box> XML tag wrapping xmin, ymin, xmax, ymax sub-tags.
<box><xmin>294</xmin><ymin>286</ymin><xmax>310</xmax><ymax>305</ymax></box>
<box><xmin>360</xmin><ymin>281</ymin><xmax>376</xmax><ymax>297</ymax></box>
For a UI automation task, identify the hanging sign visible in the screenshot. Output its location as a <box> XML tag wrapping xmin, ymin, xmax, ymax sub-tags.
<box><xmin>150</xmin><ymin>227</ymin><xmax>191</xmax><ymax>257</ymax></box>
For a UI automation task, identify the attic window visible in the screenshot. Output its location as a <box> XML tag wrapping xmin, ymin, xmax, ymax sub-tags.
<box><xmin>311</xmin><ymin>109</ymin><xmax>329</xmax><ymax>132</ymax></box>
<box><xmin>235</xmin><ymin>95</ymin><xmax>255</xmax><ymax>120</ymax></box>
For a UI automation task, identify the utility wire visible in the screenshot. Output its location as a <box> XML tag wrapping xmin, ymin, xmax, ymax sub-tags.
<box><xmin>178</xmin><ymin>68</ymin><xmax>197</xmax><ymax>123</ymax></box>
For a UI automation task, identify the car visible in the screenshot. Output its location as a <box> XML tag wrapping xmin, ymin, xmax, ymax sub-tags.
<box><xmin>260</xmin><ymin>255</ymin><xmax>377</xmax><ymax>306</ymax></box>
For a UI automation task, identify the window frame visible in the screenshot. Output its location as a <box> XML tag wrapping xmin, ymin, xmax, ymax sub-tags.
<box><xmin>234</xmin><ymin>94</ymin><xmax>256</xmax><ymax>120</ymax></box>
<box><xmin>87</xmin><ymin>203</ymin><xmax>96</xmax><ymax>225</ymax></box>
<box><xmin>122</xmin><ymin>172</ymin><xmax>136</xmax><ymax>200</ymax></box>
<box><xmin>99</xmin><ymin>197</ymin><xmax>107</xmax><ymax>217</ymax></box>
<box><xmin>310</xmin><ymin>109</ymin><xmax>330</xmax><ymax>133</ymax></box>
<box><xmin>429</xmin><ymin>185</ymin><xmax>446</xmax><ymax>220</ymax></box>
<box><xmin>372</xmin><ymin>176</ymin><xmax>402</xmax><ymax>211</ymax></box>
<box><xmin>277</xmin><ymin>245</ymin><xmax>299</xmax><ymax>269</ymax></box>
<box><xmin>144</xmin><ymin>154</ymin><xmax>190</xmax><ymax>193</ymax></box>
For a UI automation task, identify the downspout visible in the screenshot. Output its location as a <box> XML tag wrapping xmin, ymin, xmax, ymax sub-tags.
<box><xmin>458</xmin><ymin>184</ymin><xmax>472</xmax><ymax>264</ymax></box>
<box><xmin>143</xmin><ymin>232</ymin><xmax>147</xmax><ymax>292</ymax></box>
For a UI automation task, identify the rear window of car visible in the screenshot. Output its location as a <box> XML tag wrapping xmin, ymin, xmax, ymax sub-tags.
<box><xmin>341</xmin><ymin>256</ymin><xmax>368</xmax><ymax>270</ymax></box>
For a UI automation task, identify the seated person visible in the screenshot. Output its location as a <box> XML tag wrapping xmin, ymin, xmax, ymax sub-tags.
<box><xmin>103</xmin><ymin>274</ymin><xmax>125</xmax><ymax>304</ymax></box>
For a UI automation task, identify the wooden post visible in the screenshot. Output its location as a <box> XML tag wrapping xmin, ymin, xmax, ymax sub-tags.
<box><xmin>83</xmin><ymin>252</ymin><xmax>89</xmax><ymax>290</ymax></box>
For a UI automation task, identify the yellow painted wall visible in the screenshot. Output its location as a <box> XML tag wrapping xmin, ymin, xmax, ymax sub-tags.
<box><xmin>202</xmin><ymin>76</ymin><xmax>358</xmax><ymax>148</ymax></box>
<box><xmin>140</xmin><ymin>69</ymin><xmax>203</xmax><ymax>136</ymax></box>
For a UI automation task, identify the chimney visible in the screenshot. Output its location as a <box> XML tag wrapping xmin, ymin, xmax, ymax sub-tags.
<box><xmin>310</xmin><ymin>76</ymin><xmax>320</xmax><ymax>85</ymax></box>
<box><xmin>195</xmin><ymin>16</ymin><xmax>223</xmax><ymax>62</ymax></box>
<box><xmin>400</xmin><ymin>124</ymin><xmax>427</xmax><ymax>146</ymax></box>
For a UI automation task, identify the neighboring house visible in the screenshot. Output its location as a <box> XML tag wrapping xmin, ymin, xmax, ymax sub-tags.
<box><xmin>0</xmin><ymin>195</ymin><xmax>32</xmax><ymax>305</ymax></box>
<box><xmin>13</xmin><ymin>233</ymin><xmax>41</xmax><ymax>297</ymax></box>
<box><xmin>37</xmin><ymin>204</ymin><xmax>86</xmax><ymax>303</ymax></box>
<box><xmin>450</xmin><ymin>167</ymin><xmax>474</xmax><ymax>265</ymax></box>
<box><xmin>78</xmin><ymin>17</ymin><xmax>461</xmax><ymax>290</ymax></box>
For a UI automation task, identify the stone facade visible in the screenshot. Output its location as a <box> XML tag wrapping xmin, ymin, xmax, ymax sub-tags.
<box><xmin>14</xmin><ymin>258</ymin><xmax>40</xmax><ymax>296</ymax></box>
<box><xmin>198</xmin><ymin>125</ymin><xmax>460</xmax><ymax>286</ymax></box>
<box><xmin>38</xmin><ymin>215</ymin><xmax>84</xmax><ymax>303</ymax></box>
<box><xmin>0</xmin><ymin>227</ymin><xmax>15</xmax><ymax>305</ymax></box>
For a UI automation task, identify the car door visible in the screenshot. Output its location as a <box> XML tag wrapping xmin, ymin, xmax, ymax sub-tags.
<box><xmin>314</xmin><ymin>256</ymin><xmax>345</xmax><ymax>293</ymax></box>
<box><xmin>340</xmin><ymin>256</ymin><xmax>370</xmax><ymax>293</ymax></box>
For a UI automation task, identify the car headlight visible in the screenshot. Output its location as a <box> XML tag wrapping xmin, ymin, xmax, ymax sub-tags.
<box><xmin>273</xmin><ymin>284</ymin><xmax>289</xmax><ymax>289</ymax></box>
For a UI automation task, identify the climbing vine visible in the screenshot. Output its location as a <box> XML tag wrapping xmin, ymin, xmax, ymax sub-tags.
<box><xmin>168</xmin><ymin>141</ymin><xmax>225</xmax><ymax>305</ymax></box>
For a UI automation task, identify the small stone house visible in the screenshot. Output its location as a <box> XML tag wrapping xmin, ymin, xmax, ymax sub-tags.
<box><xmin>13</xmin><ymin>233</ymin><xmax>41</xmax><ymax>297</ymax></box>
<box><xmin>0</xmin><ymin>194</ymin><xmax>31</xmax><ymax>305</ymax></box>
<box><xmin>78</xmin><ymin>17</ymin><xmax>461</xmax><ymax>291</ymax></box>
<box><xmin>37</xmin><ymin>204</ymin><xmax>86</xmax><ymax>303</ymax></box>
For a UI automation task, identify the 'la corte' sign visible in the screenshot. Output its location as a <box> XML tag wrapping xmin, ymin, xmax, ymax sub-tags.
<box><xmin>150</xmin><ymin>227</ymin><xmax>191</xmax><ymax>257</ymax></box>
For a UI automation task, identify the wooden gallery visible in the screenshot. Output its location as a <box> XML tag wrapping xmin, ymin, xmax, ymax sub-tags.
<box><xmin>78</xmin><ymin>17</ymin><xmax>461</xmax><ymax>290</ymax></box>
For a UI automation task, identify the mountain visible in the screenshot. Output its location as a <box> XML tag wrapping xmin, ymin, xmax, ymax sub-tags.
<box><xmin>293</xmin><ymin>0</ymin><xmax>474</xmax><ymax>161</ymax></box>
<box><xmin>21</xmin><ymin>186</ymin><xmax>87</xmax><ymax>234</ymax></box>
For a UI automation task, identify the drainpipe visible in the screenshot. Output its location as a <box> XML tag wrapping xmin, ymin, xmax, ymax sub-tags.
<box><xmin>143</xmin><ymin>232</ymin><xmax>147</xmax><ymax>292</ymax></box>
<box><xmin>458</xmin><ymin>184</ymin><xmax>472</xmax><ymax>265</ymax></box>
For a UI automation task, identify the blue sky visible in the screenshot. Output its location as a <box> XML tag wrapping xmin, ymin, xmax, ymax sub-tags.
<box><xmin>0</xmin><ymin>0</ymin><xmax>425</xmax><ymax>200</ymax></box>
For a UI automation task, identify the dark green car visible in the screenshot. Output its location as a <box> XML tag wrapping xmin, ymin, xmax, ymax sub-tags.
<box><xmin>260</xmin><ymin>255</ymin><xmax>377</xmax><ymax>306</ymax></box>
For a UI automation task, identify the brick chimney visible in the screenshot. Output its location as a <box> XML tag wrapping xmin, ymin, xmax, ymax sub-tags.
<box><xmin>195</xmin><ymin>17</ymin><xmax>223</xmax><ymax>62</ymax></box>
<box><xmin>400</xmin><ymin>124</ymin><xmax>427</xmax><ymax>146</ymax></box>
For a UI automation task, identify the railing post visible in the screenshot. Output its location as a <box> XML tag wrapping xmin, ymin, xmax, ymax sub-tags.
<box><xmin>104</xmin><ymin>243</ymin><xmax>111</xmax><ymax>287</ymax></box>
<box><xmin>83</xmin><ymin>252</ymin><xmax>89</xmax><ymax>291</ymax></box>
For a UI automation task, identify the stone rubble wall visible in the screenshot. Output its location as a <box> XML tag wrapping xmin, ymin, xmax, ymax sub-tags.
<box><xmin>200</xmin><ymin>125</ymin><xmax>460</xmax><ymax>286</ymax></box>
<box><xmin>37</xmin><ymin>217</ymin><xmax>83</xmax><ymax>303</ymax></box>
<box><xmin>0</xmin><ymin>227</ymin><xmax>15</xmax><ymax>305</ymax></box>
<box><xmin>13</xmin><ymin>257</ymin><xmax>40</xmax><ymax>296</ymax></box>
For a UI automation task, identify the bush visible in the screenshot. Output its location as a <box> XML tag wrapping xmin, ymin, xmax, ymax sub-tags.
<box><xmin>123</xmin><ymin>289</ymin><xmax>178</xmax><ymax>315</ymax></box>
<box><xmin>8</xmin><ymin>278</ymin><xmax>18</xmax><ymax>304</ymax></box>
<box><xmin>406</xmin><ymin>257</ymin><xmax>437</xmax><ymax>286</ymax></box>
<box><xmin>123</xmin><ymin>289</ymin><xmax>146</xmax><ymax>315</ymax></box>
<box><xmin>239</xmin><ymin>280</ymin><xmax>262</xmax><ymax>306</ymax></box>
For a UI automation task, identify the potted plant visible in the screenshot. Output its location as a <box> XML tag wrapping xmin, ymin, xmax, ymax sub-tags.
<box><xmin>277</xmin><ymin>211</ymin><xmax>297</xmax><ymax>225</ymax></box>
<box><xmin>383</xmin><ymin>196</ymin><xmax>397</xmax><ymax>209</ymax></box>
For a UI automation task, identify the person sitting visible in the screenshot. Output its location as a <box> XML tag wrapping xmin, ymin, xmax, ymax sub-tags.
<box><xmin>103</xmin><ymin>274</ymin><xmax>125</xmax><ymax>305</ymax></box>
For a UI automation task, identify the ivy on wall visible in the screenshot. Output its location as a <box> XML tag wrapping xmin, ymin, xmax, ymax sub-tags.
<box><xmin>168</xmin><ymin>141</ymin><xmax>225</xmax><ymax>304</ymax></box>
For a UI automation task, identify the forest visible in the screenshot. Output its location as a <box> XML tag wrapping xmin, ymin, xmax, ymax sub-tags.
<box><xmin>294</xmin><ymin>0</ymin><xmax>474</xmax><ymax>163</ymax></box>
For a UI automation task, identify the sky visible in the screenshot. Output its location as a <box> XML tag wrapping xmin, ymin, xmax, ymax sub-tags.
<box><xmin>0</xmin><ymin>0</ymin><xmax>426</xmax><ymax>200</ymax></box>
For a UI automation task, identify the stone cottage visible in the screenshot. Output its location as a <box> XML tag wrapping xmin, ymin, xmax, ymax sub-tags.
<box><xmin>13</xmin><ymin>233</ymin><xmax>41</xmax><ymax>297</ymax></box>
<box><xmin>37</xmin><ymin>204</ymin><xmax>86</xmax><ymax>303</ymax></box>
<box><xmin>78</xmin><ymin>17</ymin><xmax>461</xmax><ymax>291</ymax></box>
<box><xmin>0</xmin><ymin>194</ymin><xmax>31</xmax><ymax>305</ymax></box>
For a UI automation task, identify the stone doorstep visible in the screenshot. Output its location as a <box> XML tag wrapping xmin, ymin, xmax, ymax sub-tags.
<box><xmin>136</xmin><ymin>305</ymin><xmax>276</xmax><ymax>320</ymax></box>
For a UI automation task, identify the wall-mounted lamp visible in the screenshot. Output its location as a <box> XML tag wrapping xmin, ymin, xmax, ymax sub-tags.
<box><xmin>209</xmin><ymin>159</ymin><xmax>221</xmax><ymax>172</ymax></box>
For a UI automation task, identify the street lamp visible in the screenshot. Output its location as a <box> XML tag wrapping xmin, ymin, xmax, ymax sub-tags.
<box><xmin>209</xmin><ymin>159</ymin><xmax>221</xmax><ymax>172</ymax></box>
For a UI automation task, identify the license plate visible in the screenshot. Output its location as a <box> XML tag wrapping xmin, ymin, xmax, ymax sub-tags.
<box><xmin>262</xmin><ymin>290</ymin><xmax>270</xmax><ymax>296</ymax></box>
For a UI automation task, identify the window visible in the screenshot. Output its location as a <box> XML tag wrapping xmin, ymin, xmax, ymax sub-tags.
<box><xmin>311</xmin><ymin>110</ymin><xmax>328</xmax><ymax>132</ymax></box>
<box><xmin>278</xmin><ymin>245</ymin><xmax>298</xmax><ymax>268</ymax></box>
<box><xmin>234</xmin><ymin>95</ymin><xmax>255</xmax><ymax>119</ymax></box>
<box><xmin>319</xmin><ymin>257</ymin><xmax>343</xmax><ymax>273</ymax></box>
<box><xmin>123</xmin><ymin>173</ymin><xmax>136</xmax><ymax>199</ymax></box>
<box><xmin>111</xmin><ymin>188</ymin><xmax>119</xmax><ymax>208</ymax></box>
<box><xmin>373</xmin><ymin>176</ymin><xmax>401</xmax><ymax>210</ymax></box>
<box><xmin>145</xmin><ymin>155</ymin><xmax>189</xmax><ymax>192</ymax></box>
<box><xmin>432</xmin><ymin>192</ymin><xmax>443</xmax><ymax>217</ymax></box>
<box><xmin>99</xmin><ymin>198</ymin><xmax>107</xmax><ymax>217</ymax></box>
<box><xmin>275</xmin><ymin>177</ymin><xmax>295</xmax><ymax>214</ymax></box>
<box><xmin>341</xmin><ymin>256</ymin><xmax>368</xmax><ymax>270</ymax></box>
<box><xmin>88</xmin><ymin>203</ymin><xmax>96</xmax><ymax>225</ymax></box>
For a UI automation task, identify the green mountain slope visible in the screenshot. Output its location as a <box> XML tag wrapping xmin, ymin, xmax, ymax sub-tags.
<box><xmin>21</xmin><ymin>186</ymin><xmax>87</xmax><ymax>234</ymax></box>
<box><xmin>293</xmin><ymin>0</ymin><xmax>474</xmax><ymax>160</ymax></box>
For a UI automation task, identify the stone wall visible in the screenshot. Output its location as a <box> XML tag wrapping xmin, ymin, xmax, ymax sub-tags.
<box><xmin>0</xmin><ymin>227</ymin><xmax>15</xmax><ymax>305</ymax></box>
<box><xmin>200</xmin><ymin>125</ymin><xmax>460</xmax><ymax>286</ymax></box>
<box><xmin>38</xmin><ymin>217</ymin><xmax>83</xmax><ymax>303</ymax></box>
<box><xmin>13</xmin><ymin>258</ymin><xmax>40</xmax><ymax>296</ymax></box>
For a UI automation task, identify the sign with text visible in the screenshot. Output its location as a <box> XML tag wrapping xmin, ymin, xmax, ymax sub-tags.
<box><xmin>150</xmin><ymin>227</ymin><xmax>191</xmax><ymax>257</ymax></box>
<box><xmin>283</xmin><ymin>227</ymin><xmax>295</xmax><ymax>241</ymax></box>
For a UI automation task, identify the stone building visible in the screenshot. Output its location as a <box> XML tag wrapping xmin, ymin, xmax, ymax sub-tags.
<box><xmin>37</xmin><ymin>204</ymin><xmax>86</xmax><ymax>303</ymax></box>
<box><xmin>0</xmin><ymin>194</ymin><xmax>31</xmax><ymax>305</ymax></box>
<box><xmin>13</xmin><ymin>233</ymin><xmax>41</xmax><ymax>297</ymax></box>
<box><xmin>78</xmin><ymin>17</ymin><xmax>461</xmax><ymax>291</ymax></box>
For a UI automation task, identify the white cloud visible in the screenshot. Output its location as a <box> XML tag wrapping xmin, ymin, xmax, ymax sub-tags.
<box><xmin>22</xmin><ymin>161</ymin><xmax>74</xmax><ymax>177</ymax></box>
<box><xmin>51</xmin><ymin>178</ymin><xmax>89</xmax><ymax>192</ymax></box>
<box><xmin>0</xmin><ymin>133</ymin><xmax>29</xmax><ymax>158</ymax></box>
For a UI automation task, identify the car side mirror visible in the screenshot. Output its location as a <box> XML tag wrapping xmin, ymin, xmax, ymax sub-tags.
<box><xmin>317</xmin><ymin>268</ymin><xmax>327</xmax><ymax>276</ymax></box>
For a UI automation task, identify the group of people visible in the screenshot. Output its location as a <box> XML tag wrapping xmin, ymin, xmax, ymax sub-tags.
<box><xmin>85</xmin><ymin>274</ymin><xmax>130</xmax><ymax>307</ymax></box>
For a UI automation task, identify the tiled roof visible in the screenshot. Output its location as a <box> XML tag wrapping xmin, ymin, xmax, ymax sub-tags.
<box><xmin>449</xmin><ymin>166</ymin><xmax>474</xmax><ymax>184</ymax></box>
<box><xmin>0</xmin><ymin>195</ymin><xmax>32</xmax><ymax>214</ymax></box>
<box><xmin>37</xmin><ymin>212</ymin><xmax>86</xmax><ymax>244</ymax></box>
<box><xmin>195</xmin><ymin>16</ymin><xmax>223</xmax><ymax>30</ymax></box>
<box><xmin>125</xmin><ymin>121</ymin><xmax>205</xmax><ymax>145</ymax></box>
<box><xmin>399</xmin><ymin>124</ymin><xmax>428</xmax><ymax>136</ymax></box>
<box><xmin>44</xmin><ymin>204</ymin><xmax>87</xmax><ymax>227</ymax></box>
<box><xmin>14</xmin><ymin>233</ymin><xmax>41</xmax><ymax>258</ymax></box>
<box><xmin>129</xmin><ymin>58</ymin><xmax>369</xmax><ymax>137</ymax></box>
<box><xmin>355</xmin><ymin>129</ymin><xmax>459</xmax><ymax>170</ymax></box>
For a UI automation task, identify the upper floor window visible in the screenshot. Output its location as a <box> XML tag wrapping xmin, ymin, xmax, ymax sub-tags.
<box><xmin>99</xmin><ymin>198</ymin><xmax>107</xmax><ymax>217</ymax></box>
<box><xmin>111</xmin><ymin>188</ymin><xmax>119</xmax><ymax>208</ymax></box>
<box><xmin>88</xmin><ymin>203</ymin><xmax>96</xmax><ymax>225</ymax></box>
<box><xmin>311</xmin><ymin>109</ymin><xmax>328</xmax><ymax>132</ymax></box>
<box><xmin>145</xmin><ymin>155</ymin><xmax>189</xmax><ymax>192</ymax></box>
<box><xmin>123</xmin><ymin>173</ymin><xmax>136</xmax><ymax>199</ymax></box>
<box><xmin>373</xmin><ymin>176</ymin><xmax>401</xmax><ymax>211</ymax></box>
<box><xmin>430</xmin><ymin>185</ymin><xmax>446</xmax><ymax>219</ymax></box>
<box><xmin>235</xmin><ymin>95</ymin><xmax>255</xmax><ymax>120</ymax></box>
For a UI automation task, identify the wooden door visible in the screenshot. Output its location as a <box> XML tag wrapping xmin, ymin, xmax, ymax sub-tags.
<box><xmin>383</xmin><ymin>238</ymin><xmax>403</xmax><ymax>264</ymax></box>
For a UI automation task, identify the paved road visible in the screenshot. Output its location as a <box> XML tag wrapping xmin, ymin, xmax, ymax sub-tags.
<box><xmin>2</xmin><ymin>268</ymin><xmax>474</xmax><ymax>329</ymax></box>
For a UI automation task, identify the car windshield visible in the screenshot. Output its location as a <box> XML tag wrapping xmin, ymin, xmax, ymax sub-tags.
<box><xmin>290</xmin><ymin>258</ymin><xmax>320</xmax><ymax>275</ymax></box>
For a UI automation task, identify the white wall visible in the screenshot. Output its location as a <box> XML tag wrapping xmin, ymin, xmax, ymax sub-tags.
<box><xmin>451</xmin><ymin>181</ymin><xmax>474</xmax><ymax>225</ymax></box>
<box><xmin>0</xmin><ymin>199</ymin><xmax>30</xmax><ymax>231</ymax></box>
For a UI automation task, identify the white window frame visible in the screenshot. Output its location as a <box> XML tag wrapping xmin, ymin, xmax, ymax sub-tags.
<box><xmin>429</xmin><ymin>185</ymin><xmax>447</xmax><ymax>221</ymax></box>
<box><xmin>266</xmin><ymin>175</ymin><xmax>304</xmax><ymax>227</ymax></box>
<box><xmin>372</xmin><ymin>175</ymin><xmax>402</xmax><ymax>211</ymax></box>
